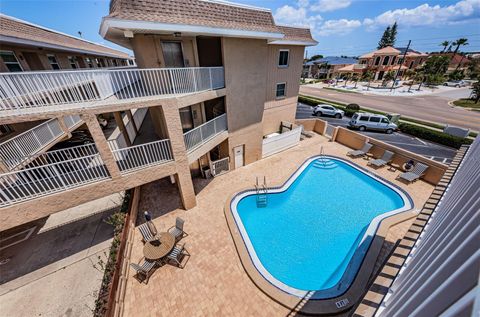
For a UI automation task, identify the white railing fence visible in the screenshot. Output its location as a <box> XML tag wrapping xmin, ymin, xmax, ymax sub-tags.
<box><xmin>210</xmin><ymin>157</ymin><xmax>230</xmax><ymax>177</ymax></box>
<box><xmin>0</xmin><ymin>119</ymin><xmax>63</xmax><ymax>170</ymax></box>
<box><xmin>63</xmin><ymin>114</ymin><xmax>83</xmax><ymax>129</ymax></box>
<box><xmin>0</xmin><ymin>150</ymin><xmax>109</xmax><ymax>207</ymax></box>
<box><xmin>183</xmin><ymin>113</ymin><xmax>228</xmax><ymax>152</ymax></box>
<box><xmin>262</xmin><ymin>125</ymin><xmax>302</xmax><ymax>158</ymax></box>
<box><xmin>0</xmin><ymin>67</ymin><xmax>225</xmax><ymax>111</ymax></box>
<box><xmin>111</xmin><ymin>139</ymin><xmax>173</xmax><ymax>173</ymax></box>
<box><xmin>24</xmin><ymin>143</ymin><xmax>99</xmax><ymax>167</ymax></box>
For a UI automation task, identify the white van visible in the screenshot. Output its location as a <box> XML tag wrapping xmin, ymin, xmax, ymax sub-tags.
<box><xmin>348</xmin><ymin>112</ymin><xmax>397</xmax><ymax>134</ymax></box>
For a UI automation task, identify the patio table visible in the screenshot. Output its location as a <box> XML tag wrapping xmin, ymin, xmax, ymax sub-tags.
<box><xmin>143</xmin><ymin>232</ymin><xmax>175</xmax><ymax>260</ymax></box>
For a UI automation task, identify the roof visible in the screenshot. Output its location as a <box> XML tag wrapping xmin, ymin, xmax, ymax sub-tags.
<box><xmin>317</xmin><ymin>56</ymin><xmax>358</xmax><ymax>65</ymax></box>
<box><xmin>103</xmin><ymin>0</ymin><xmax>316</xmax><ymax>46</ymax></box>
<box><xmin>0</xmin><ymin>14</ymin><xmax>130</xmax><ymax>59</ymax></box>
<box><xmin>360</xmin><ymin>46</ymin><xmax>400</xmax><ymax>58</ymax></box>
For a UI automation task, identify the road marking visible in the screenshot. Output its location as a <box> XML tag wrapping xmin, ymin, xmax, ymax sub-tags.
<box><xmin>415</xmin><ymin>137</ymin><xmax>428</xmax><ymax>145</ymax></box>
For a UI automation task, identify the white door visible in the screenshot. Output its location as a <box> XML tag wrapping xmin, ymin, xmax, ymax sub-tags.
<box><xmin>234</xmin><ymin>145</ymin><xmax>244</xmax><ymax>169</ymax></box>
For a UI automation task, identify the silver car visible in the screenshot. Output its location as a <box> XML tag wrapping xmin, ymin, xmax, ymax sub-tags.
<box><xmin>348</xmin><ymin>112</ymin><xmax>397</xmax><ymax>134</ymax></box>
<box><xmin>313</xmin><ymin>104</ymin><xmax>345</xmax><ymax>119</ymax></box>
<box><xmin>443</xmin><ymin>80</ymin><xmax>467</xmax><ymax>87</ymax></box>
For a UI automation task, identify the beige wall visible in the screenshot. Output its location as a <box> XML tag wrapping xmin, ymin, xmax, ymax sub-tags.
<box><xmin>262</xmin><ymin>97</ymin><xmax>297</xmax><ymax>135</ymax></box>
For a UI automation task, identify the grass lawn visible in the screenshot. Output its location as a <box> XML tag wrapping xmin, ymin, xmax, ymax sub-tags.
<box><xmin>453</xmin><ymin>98</ymin><xmax>480</xmax><ymax>109</ymax></box>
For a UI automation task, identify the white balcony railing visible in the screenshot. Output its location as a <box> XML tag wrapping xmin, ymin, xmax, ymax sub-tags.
<box><xmin>210</xmin><ymin>157</ymin><xmax>230</xmax><ymax>177</ymax></box>
<box><xmin>111</xmin><ymin>139</ymin><xmax>173</xmax><ymax>174</ymax></box>
<box><xmin>0</xmin><ymin>115</ymin><xmax>83</xmax><ymax>171</ymax></box>
<box><xmin>183</xmin><ymin>114</ymin><xmax>228</xmax><ymax>152</ymax></box>
<box><xmin>0</xmin><ymin>144</ymin><xmax>108</xmax><ymax>207</ymax></box>
<box><xmin>0</xmin><ymin>67</ymin><xmax>225</xmax><ymax>112</ymax></box>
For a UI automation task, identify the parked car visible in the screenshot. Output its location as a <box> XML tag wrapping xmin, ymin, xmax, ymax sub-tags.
<box><xmin>50</xmin><ymin>130</ymin><xmax>94</xmax><ymax>150</ymax></box>
<box><xmin>313</xmin><ymin>104</ymin><xmax>345</xmax><ymax>119</ymax></box>
<box><xmin>443</xmin><ymin>80</ymin><xmax>467</xmax><ymax>87</ymax></box>
<box><xmin>323</xmin><ymin>79</ymin><xmax>335</xmax><ymax>84</ymax></box>
<box><xmin>348</xmin><ymin>112</ymin><xmax>397</xmax><ymax>134</ymax></box>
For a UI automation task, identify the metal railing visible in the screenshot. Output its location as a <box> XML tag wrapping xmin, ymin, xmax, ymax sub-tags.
<box><xmin>183</xmin><ymin>114</ymin><xmax>228</xmax><ymax>152</ymax></box>
<box><xmin>210</xmin><ymin>157</ymin><xmax>230</xmax><ymax>177</ymax></box>
<box><xmin>0</xmin><ymin>115</ymin><xmax>83</xmax><ymax>171</ymax></box>
<box><xmin>0</xmin><ymin>67</ymin><xmax>225</xmax><ymax>112</ymax></box>
<box><xmin>111</xmin><ymin>139</ymin><xmax>173</xmax><ymax>174</ymax></box>
<box><xmin>0</xmin><ymin>144</ymin><xmax>109</xmax><ymax>207</ymax></box>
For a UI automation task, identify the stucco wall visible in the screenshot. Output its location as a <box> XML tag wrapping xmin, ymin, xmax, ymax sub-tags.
<box><xmin>262</xmin><ymin>97</ymin><xmax>297</xmax><ymax>135</ymax></box>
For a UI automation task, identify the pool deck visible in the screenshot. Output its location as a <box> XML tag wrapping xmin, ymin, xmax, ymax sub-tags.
<box><xmin>122</xmin><ymin>134</ymin><xmax>434</xmax><ymax>317</ymax></box>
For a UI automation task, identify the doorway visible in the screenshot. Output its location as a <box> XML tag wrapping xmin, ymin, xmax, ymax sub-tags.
<box><xmin>234</xmin><ymin>145</ymin><xmax>244</xmax><ymax>169</ymax></box>
<box><xmin>162</xmin><ymin>42</ymin><xmax>185</xmax><ymax>67</ymax></box>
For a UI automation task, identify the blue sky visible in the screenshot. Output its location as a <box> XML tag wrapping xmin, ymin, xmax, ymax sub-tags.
<box><xmin>2</xmin><ymin>0</ymin><xmax>479</xmax><ymax>57</ymax></box>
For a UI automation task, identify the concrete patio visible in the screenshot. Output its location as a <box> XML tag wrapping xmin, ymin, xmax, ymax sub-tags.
<box><xmin>122</xmin><ymin>133</ymin><xmax>434</xmax><ymax>317</ymax></box>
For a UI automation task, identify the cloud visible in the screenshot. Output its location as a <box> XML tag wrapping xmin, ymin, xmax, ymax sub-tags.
<box><xmin>317</xmin><ymin>19</ymin><xmax>362</xmax><ymax>36</ymax></box>
<box><xmin>310</xmin><ymin>0</ymin><xmax>352</xmax><ymax>12</ymax></box>
<box><xmin>274</xmin><ymin>5</ymin><xmax>323</xmax><ymax>29</ymax></box>
<box><xmin>366</xmin><ymin>0</ymin><xmax>480</xmax><ymax>27</ymax></box>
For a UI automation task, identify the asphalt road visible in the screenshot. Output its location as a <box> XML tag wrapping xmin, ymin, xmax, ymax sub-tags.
<box><xmin>296</xmin><ymin>103</ymin><xmax>457</xmax><ymax>164</ymax></box>
<box><xmin>299</xmin><ymin>85</ymin><xmax>480</xmax><ymax>131</ymax></box>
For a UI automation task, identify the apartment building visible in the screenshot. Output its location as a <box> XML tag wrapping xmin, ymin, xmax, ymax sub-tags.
<box><xmin>349</xmin><ymin>46</ymin><xmax>428</xmax><ymax>80</ymax></box>
<box><xmin>303</xmin><ymin>56</ymin><xmax>358</xmax><ymax>79</ymax></box>
<box><xmin>0</xmin><ymin>14</ymin><xmax>134</xmax><ymax>72</ymax></box>
<box><xmin>0</xmin><ymin>0</ymin><xmax>316</xmax><ymax>232</ymax></box>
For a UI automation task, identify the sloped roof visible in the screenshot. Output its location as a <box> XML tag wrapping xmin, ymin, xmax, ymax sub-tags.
<box><xmin>0</xmin><ymin>14</ymin><xmax>130</xmax><ymax>59</ymax></box>
<box><xmin>318</xmin><ymin>56</ymin><xmax>358</xmax><ymax>65</ymax></box>
<box><xmin>360</xmin><ymin>46</ymin><xmax>400</xmax><ymax>58</ymax></box>
<box><xmin>395</xmin><ymin>47</ymin><xmax>427</xmax><ymax>57</ymax></box>
<box><xmin>275</xmin><ymin>25</ymin><xmax>317</xmax><ymax>44</ymax></box>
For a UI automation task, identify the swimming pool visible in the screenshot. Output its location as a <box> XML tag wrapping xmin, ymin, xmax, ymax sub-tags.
<box><xmin>230</xmin><ymin>156</ymin><xmax>413</xmax><ymax>299</ymax></box>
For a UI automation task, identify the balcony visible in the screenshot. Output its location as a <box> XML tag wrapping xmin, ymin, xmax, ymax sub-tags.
<box><xmin>0</xmin><ymin>67</ymin><xmax>225</xmax><ymax>116</ymax></box>
<box><xmin>0</xmin><ymin>115</ymin><xmax>83</xmax><ymax>171</ymax></box>
<box><xmin>183</xmin><ymin>114</ymin><xmax>228</xmax><ymax>162</ymax></box>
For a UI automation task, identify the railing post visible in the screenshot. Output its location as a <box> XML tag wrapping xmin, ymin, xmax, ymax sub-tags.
<box><xmin>169</xmin><ymin>69</ymin><xmax>176</xmax><ymax>94</ymax></box>
<box><xmin>192</xmin><ymin>68</ymin><xmax>198</xmax><ymax>92</ymax></box>
<box><xmin>209</xmin><ymin>68</ymin><xmax>213</xmax><ymax>89</ymax></box>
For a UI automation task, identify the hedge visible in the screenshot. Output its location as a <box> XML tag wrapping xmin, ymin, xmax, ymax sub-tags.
<box><xmin>398</xmin><ymin>123</ymin><xmax>473</xmax><ymax>149</ymax></box>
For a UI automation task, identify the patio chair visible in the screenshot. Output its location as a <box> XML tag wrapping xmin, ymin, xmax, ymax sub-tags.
<box><xmin>168</xmin><ymin>217</ymin><xmax>188</xmax><ymax>242</ymax></box>
<box><xmin>138</xmin><ymin>222</ymin><xmax>156</xmax><ymax>243</ymax></box>
<box><xmin>130</xmin><ymin>258</ymin><xmax>157</xmax><ymax>284</ymax></box>
<box><xmin>368</xmin><ymin>150</ymin><xmax>394</xmax><ymax>168</ymax></box>
<box><xmin>397</xmin><ymin>162</ymin><xmax>429</xmax><ymax>183</ymax></box>
<box><xmin>166</xmin><ymin>243</ymin><xmax>190</xmax><ymax>269</ymax></box>
<box><xmin>347</xmin><ymin>142</ymin><xmax>373</xmax><ymax>158</ymax></box>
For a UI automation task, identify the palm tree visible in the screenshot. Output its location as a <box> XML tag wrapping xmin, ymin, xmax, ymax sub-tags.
<box><xmin>343</xmin><ymin>74</ymin><xmax>351</xmax><ymax>87</ymax></box>
<box><xmin>352</xmin><ymin>73</ymin><xmax>360</xmax><ymax>88</ymax></box>
<box><xmin>452</xmin><ymin>38</ymin><xmax>469</xmax><ymax>55</ymax></box>
<box><xmin>440</xmin><ymin>41</ymin><xmax>450</xmax><ymax>53</ymax></box>
<box><xmin>361</xmin><ymin>70</ymin><xmax>374</xmax><ymax>91</ymax></box>
<box><xmin>415</xmin><ymin>70</ymin><xmax>425</xmax><ymax>91</ymax></box>
<box><xmin>382</xmin><ymin>70</ymin><xmax>395</xmax><ymax>86</ymax></box>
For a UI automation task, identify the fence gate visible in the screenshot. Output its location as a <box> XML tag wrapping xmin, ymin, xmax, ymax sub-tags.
<box><xmin>325</xmin><ymin>123</ymin><xmax>335</xmax><ymax>139</ymax></box>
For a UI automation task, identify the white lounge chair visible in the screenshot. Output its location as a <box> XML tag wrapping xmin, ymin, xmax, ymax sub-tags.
<box><xmin>130</xmin><ymin>258</ymin><xmax>156</xmax><ymax>284</ymax></box>
<box><xmin>166</xmin><ymin>243</ymin><xmax>190</xmax><ymax>268</ymax></box>
<box><xmin>397</xmin><ymin>162</ymin><xmax>429</xmax><ymax>183</ymax></box>
<box><xmin>347</xmin><ymin>142</ymin><xmax>373</xmax><ymax>158</ymax></box>
<box><xmin>368</xmin><ymin>150</ymin><xmax>394</xmax><ymax>168</ymax></box>
<box><xmin>168</xmin><ymin>217</ymin><xmax>187</xmax><ymax>242</ymax></box>
<box><xmin>138</xmin><ymin>223</ymin><xmax>156</xmax><ymax>243</ymax></box>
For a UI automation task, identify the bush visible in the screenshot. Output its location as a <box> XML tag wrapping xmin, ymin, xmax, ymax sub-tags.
<box><xmin>398</xmin><ymin>123</ymin><xmax>473</xmax><ymax>149</ymax></box>
<box><xmin>345</xmin><ymin>103</ymin><xmax>360</xmax><ymax>117</ymax></box>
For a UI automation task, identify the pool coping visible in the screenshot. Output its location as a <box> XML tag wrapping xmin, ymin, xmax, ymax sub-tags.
<box><xmin>224</xmin><ymin>155</ymin><xmax>417</xmax><ymax>315</ymax></box>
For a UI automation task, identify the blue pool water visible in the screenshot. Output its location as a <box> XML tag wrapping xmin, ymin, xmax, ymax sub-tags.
<box><xmin>234</xmin><ymin>157</ymin><xmax>407</xmax><ymax>295</ymax></box>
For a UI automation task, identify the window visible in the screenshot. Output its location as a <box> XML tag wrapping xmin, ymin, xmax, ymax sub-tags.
<box><xmin>278</xmin><ymin>50</ymin><xmax>289</xmax><ymax>67</ymax></box>
<box><xmin>0</xmin><ymin>51</ymin><xmax>23</xmax><ymax>72</ymax></box>
<box><xmin>381</xmin><ymin>118</ymin><xmax>389</xmax><ymax>123</ymax></box>
<box><xmin>409</xmin><ymin>61</ymin><xmax>415</xmax><ymax>69</ymax></box>
<box><xmin>391</xmin><ymin>56</ymin><xmax>396</xmax><ymax>65</ymax></box>
<box><xmin>68</xmin><ymin>56</ymin><xmax>78</xmax><ymax>69</ymax></box>
<box><xmin>47</xmin><ymin>54</ymin><xmax>61</xmax><ymax>70</ymax></box>
<box><xmin>275</xmin><ymin>83</ymin><xmax>286</xmax><ymax>98</ymax></box>
<box><xmin>397</xmin><ymin>58</ymin><xmax>404</xmax><ymax>65</ymax></box>
<box><xmin>359</xmin><ymin>116</ymin><xmax>369</xmax><ymax>121</ymax></box>
<box><xmin>374</xmin><ymin>56</ymin><xmax>381</xmax><ymax>66</ymax></box>
<box><xmin>382</xmin><ymin>56</ymin><xmax>390</xmax><ymax>66</ymax></box>
<box><xmin>85</xmin><ymin>57</ymin><xmax>94</xmax><ymax>68</ymax></box>
<box><xmin>95</xmin><ymin>58</ymin><xmax>101</xmax><ymax>67</ymax></box>
<box><xmin>369</xmin><ymin>117</ymin><xmax>381</xmax><ymax>123</ymax></box>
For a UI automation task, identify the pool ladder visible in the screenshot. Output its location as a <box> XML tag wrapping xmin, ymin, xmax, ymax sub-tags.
<box><xmin>255</xmin><ymin>176</ymin><xmax>268</xmax><ymax>208</ymax></box>
<box><xmin>319</xmin><ymin>146</ymin><xmax>326</xmax><ymax>167</ymax></box>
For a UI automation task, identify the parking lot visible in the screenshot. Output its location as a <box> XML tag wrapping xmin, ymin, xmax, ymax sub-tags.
<box><xmin>296</xmin><ymin>103</ymin><xmax>457</xmax><ymax>164</ymax></box>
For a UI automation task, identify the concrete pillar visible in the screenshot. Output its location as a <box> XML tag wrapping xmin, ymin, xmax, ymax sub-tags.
<box><xmin>81</xmin><ymin>113</ymin><xmax>122</xmax><ymax>179</ymax></box>
<box><xmin>57</xmin><ymin>116</ymin><xmax>72</xmax><ymax>138</ymax></box>
<box><xmin>160</xmin><ymin>105</ymin><xmax>196</xmax><ymax>209</ymax></box>
<box><xmin>331</xmin><ymin>126</ymin><xmax>339</xmax><ymax>142</ymax></box>
<box><xmin>125</xmin><ymin>110</ymin><xmax>138</xmax><ymax>134</ymax></box>
<box><xmin>113</xmin><ymin>112</ymin><xmax>132</xmax><ymax>146</ymax></box>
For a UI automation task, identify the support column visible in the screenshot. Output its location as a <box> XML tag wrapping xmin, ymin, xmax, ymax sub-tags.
<box><xmin>113</xmin><ymin>112</ymin><xmax>132</xmax><ymax>147</ymax></box>
<box><xmin>125</xmin><ymin>110</ymin><xmax>138</xmax><ymax>134</ymax></box>
<box><xmin>160</xmin><ymin>105</ymin><xmax>196</xmax><ymax>209</ymax></box>
<box><xmin>81</xmin><ymin>113</ymin><xmax>122</xmax><ymax>179</ymax></box>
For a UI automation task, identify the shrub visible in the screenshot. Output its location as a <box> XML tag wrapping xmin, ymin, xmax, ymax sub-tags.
<box><xmin>398</xmin><ymin>123</ymin><xmax>473</xmax><ymax>149</ymax></box>
<box><xmin>345</xmin><ymin>103</ymin><xmax>360</xmax><ymax>117</ymax></box>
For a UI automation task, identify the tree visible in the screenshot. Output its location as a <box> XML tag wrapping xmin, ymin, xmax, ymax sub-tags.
<box><xmin>377</xmin><ymin>26</ymin><xmax>392</xmax><ymax>49</ymax></box>
<box><xmin>467</xmin><ymin>58</ymin><xmax>479</xmax><ymax>79</ymax></box>
<box><xmin>414</xmin><ymin>70</ymin><xmax>425</xmax><ymax>91</ymax></box>
<box><xmin>352</xmin><ymin>73</ymin><xmax>360</xmax><ymax>88</ymax></box>
<box><xmin>307</xmin><ymin>54</ymin><xmax>323</xmax><ymax>62</ymax></box>
<box><xmin>389</xmin><ymin>22</ymin><xmax>398</xmax><ymax>47</ymax></box>
<box><xmin>382</xmin><ymin>70</ymin><xmax>395</xmax><ymax>86</ymax></box>
<box><xmin>440</xmin><ymin>41</ymin><xmax>450</xmax><ymax>53</ymax></box>
<box><xmin>361</xmin><ymin>70</ymin><xmax>374</xmax><ymax>90</ymax></box>
<box><xmin>452</xmin><ymin>38</ymin><xmax>469</xmax><ymax>55</ymax></box>
<box><xmin>472</xmin><ymin>82</ymin><xmax>480</xmax><ymax>103</ymax></box>
<box><xmin>343</xmin><ymin>73</ymin><xmax>351</xmax><ymax>87</ymax></box>
<box><xmin>423</xmin><ymin>55</ymin><xmax>450</xmax><ymax>75</ymax></box>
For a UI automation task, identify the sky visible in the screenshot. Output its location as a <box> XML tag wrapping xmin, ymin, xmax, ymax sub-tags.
<box><xmin>1</xmin><ymin>0</ymin><xmax>479</xmax><ymax>58</ymax></box>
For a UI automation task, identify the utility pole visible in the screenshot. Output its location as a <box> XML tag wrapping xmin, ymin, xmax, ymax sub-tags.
<box><xmin>391</xmin><ymin>40</ymin><xmax>411</xmax><ymax>92</ymax></box>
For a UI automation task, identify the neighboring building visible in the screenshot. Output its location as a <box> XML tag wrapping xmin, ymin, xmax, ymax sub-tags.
<box><xmin>303</xmin><ymin>56</ymin><xmax>358</xmax><ymax>79</ymax></box>
<box><xmin>0</xmin><ymin>0</ymin><xmax>316</xmax><ymax>231</ymax></box>
<box><xmin>429</xmin><ymin>52</ymin><xmax>471</xmax><ymax>73</ymax></box>
<box><xmin>346</xmin><ymin>46</ymin><xmax>428</xmax><ymax>80</ymax></box>
<box><xmin>0</xmin><ymin>13</ymin><xmax>134</xmax><ymax>72</ymax></box>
